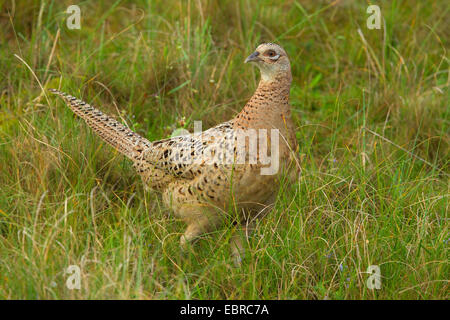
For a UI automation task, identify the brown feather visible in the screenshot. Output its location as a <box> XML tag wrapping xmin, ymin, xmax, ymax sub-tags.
<box><xmin>49</xmin><ymin>89</ymin><xmax>150</xmax><ymax>160</ymax></box>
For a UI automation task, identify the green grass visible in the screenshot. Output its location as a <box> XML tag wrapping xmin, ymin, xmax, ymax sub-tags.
<box><xmin>0</xmin><ymin>0</ymin><xmax>448</xmax><ymax>299</ymax></box>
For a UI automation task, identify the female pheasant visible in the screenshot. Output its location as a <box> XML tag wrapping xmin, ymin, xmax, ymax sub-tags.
<box><xmin>50</xmin><ymin>43</ymin><xmax>299</xmax><ymax>264</ymax></box>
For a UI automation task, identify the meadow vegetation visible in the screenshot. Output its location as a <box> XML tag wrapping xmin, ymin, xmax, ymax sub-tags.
<box><xmin>0</xmin><ymin>0</ymin><xmax>448</xmax><ymax>299</ymax></box>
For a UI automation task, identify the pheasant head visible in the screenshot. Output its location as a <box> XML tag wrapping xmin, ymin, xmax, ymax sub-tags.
<box><xmin>245</xmin><ymin>43</ymin><xmax>291</xmax><ymax>83</ymax></box>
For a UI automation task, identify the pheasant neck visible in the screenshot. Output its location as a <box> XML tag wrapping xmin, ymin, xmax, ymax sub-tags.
<box><xmin>234</xmin><ymin>73</ymin><xmax>292</xmax><ymax>129</ymax></box>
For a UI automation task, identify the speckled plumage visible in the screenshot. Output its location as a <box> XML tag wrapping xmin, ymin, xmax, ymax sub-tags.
<box><xmin>50</xmin><ymin>43</ymin><xmax>299</xmax><ymax>265</ymax></box>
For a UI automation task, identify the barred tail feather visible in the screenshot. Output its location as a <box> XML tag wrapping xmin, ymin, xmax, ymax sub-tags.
<box><xmin>49</xmin><ymin>89</ymin><xmax>150</xmax><ymax>160</ymax></box>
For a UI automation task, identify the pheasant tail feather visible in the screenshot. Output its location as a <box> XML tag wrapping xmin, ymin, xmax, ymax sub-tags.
<box><xmin>49</xmin><ymin>89</ymin><xmax>150</xmax><ymax>160</ymax></box>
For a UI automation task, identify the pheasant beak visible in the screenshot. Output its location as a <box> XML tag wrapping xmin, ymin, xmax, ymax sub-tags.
<box><xmin>245</xmin><ymin>51</ymin><xmax>261</xmax><ymax>63</ymax></box>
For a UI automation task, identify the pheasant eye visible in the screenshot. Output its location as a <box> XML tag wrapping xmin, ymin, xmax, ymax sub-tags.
<box><xmin>264</xmin><ymin>49</ymin><xmax>280</xmax><ymax>60</ymax></box>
